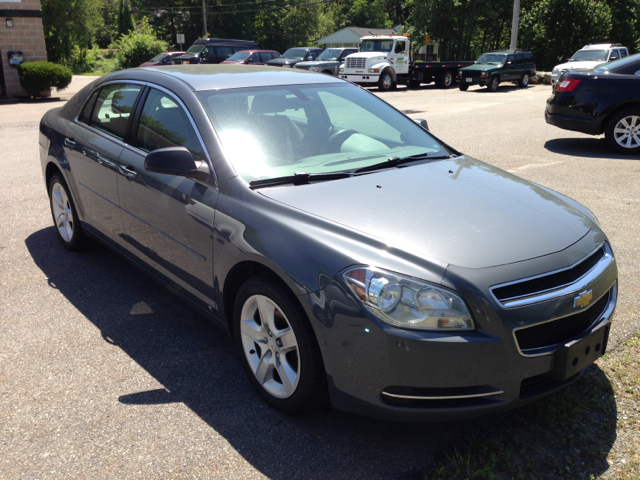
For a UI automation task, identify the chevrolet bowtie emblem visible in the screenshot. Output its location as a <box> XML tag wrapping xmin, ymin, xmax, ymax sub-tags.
<box><xmin>574</xmin><ymin>290</ymin><xmax>593</xmax><ymax>308</ymax></box>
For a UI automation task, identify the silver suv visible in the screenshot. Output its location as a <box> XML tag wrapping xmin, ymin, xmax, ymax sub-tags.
<box><xmin>551</xmin><ymin>43</ymin><xmax>629</xmax><ymax>85</ymax></box>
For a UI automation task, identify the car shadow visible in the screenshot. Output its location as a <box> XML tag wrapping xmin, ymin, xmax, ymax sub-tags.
<box><xmin>25</xmin><ymin>227</ymin><xmax>618</xmax><ymax>479</ymax></box>
<box><xmin>545</xmin><ymin>137</ymin><xmax>639</xmax><ymax>160</ymax></box>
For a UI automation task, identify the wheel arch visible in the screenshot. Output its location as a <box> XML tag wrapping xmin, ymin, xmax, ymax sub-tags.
<box><xmin>381</xmin><ymin>66</ymin><xmax>397</xmax><ymax>82</ymax></box>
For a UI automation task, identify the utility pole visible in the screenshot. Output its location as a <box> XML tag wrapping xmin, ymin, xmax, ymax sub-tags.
<box><xmin>202</xmin><ymin>0</ymin><xmax>208</xmax><ymax>37</ymax></box>
<box><xmin>509</xmin><ymin>0</ymin><xmax>520</xmax><ymax>51</ymax></box>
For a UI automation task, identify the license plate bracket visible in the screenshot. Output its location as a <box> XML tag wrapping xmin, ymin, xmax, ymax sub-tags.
<box><xmin>466</xmin><ymin>78</ymin><xmax>472</xmax><ymax>82</ymax></box>
<box><xmin>552</xmin><ymin>320</ymin><xmax>610</xmax><ymax>381</ymax></box>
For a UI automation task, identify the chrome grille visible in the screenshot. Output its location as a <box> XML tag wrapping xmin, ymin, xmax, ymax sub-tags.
<box><xmin>346</xmin><ymin>57</ymin><xmax>366</xmax><ymax>69</ymax></box>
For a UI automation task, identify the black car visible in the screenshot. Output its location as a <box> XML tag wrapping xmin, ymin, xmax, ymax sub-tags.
<box><xmin>39</xmin><ymin>65</ymin><xmax>617</xmax><ymax>421</ymax></box>
<box><xmin>546</xmin><ymin>53</ymin><xmax>640</xmax><ymax>154</ymax></box>
<box><xmin>173</xmin><ymin>38</ymin><xmax>259</xmax><ymax>65</ymax></box>
<box><xmin>265</xmin><ymin>47</ymin><xmax>324</xmax><ymax>68</ymax></box>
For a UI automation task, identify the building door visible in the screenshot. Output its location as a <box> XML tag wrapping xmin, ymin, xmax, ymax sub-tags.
<box><xmin>0</xmin><ymin>48</ymin><xmax>6</xmax><ymax>97</ymax></box>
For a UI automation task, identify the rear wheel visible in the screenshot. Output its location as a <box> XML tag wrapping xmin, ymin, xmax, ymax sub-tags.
<box><xmin>436</xmin><ymin>70</ymin><xmax>453</xmax><ymax>88</ymax></box>
<box><xmin>518</xmin><ymin>72</ymin><xmax>530</xmax><ymax>88</ymax></box>
<box><xmin>48</xmin><ymin>173</ymin><xmax>86</xmax><ymax>251</ymax></box>
<box><xmin>488</xmin><ymin>76</ymin><xmax>500</xmax><ymax>92</ymax></box>
<box><xmin>605</xmin><ymin>108</ymin><xmax>640</xmax><ymax>154</ymax></box>
<box><xmin>233</xmin><ymin>275</ymin><xmax>327</xmax><ymax>413</ymax></box>
<box><xmin>378</xmin><ymin>72</ymin><xmax>395</xmax><ymax>91</ymax></box>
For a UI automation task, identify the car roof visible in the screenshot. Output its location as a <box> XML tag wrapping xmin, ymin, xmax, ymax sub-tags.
<box><xmin>118</xmin><ymin>64</ymin><xmax>343</xmax><ymax>91</ymax></box>
<box><xmin>582</xmin><ymin>44</ymin><xmax>618</xmax><ymax>50</ymax></box>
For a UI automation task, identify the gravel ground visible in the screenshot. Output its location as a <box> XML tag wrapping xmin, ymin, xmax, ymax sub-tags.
<box><xmin>0</xmin><ymin>77</ymin><xmax>638</xmax><ymax>479</ymax></box>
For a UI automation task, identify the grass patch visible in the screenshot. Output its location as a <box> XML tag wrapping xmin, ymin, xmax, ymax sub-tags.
<box><xmin>425</xmin><ymin>334</ymin><xmax>640</xmax><ymax>479</ymax></box>
<box><xmin>77</xmin><ymin>72</ymin><xmax>107</xmax><ymax>77</ymax></box>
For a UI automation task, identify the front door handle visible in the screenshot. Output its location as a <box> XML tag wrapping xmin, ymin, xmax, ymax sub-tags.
<box><xmin>118</xmin><ymin>165</ymin><xmax>138</xmax><ymax>179</ymax></box>
<box><xmin>64</xmin><ymin>137</ymin><xmax>76</xmax><ymax>148</ymax></box>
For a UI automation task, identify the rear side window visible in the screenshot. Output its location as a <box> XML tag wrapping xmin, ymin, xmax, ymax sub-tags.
<box><xmin>78</xmin><ymin>89</ymin><xmax>99</xmax><ymax>125</ymax></box>
<box><xmin>515</xmin><ymin>54</ymin><xmax>524</xmax><ymax>65</ymax></box>
<box><xmin>136</xmin><ymin>88</ymin><xmax>203</xmax><ymax>161</ymax></box>
<box><xmin>90</xmin><ymin>84</ymin><xmax>142</xmax><ymax>140</ymax></box>
<box><xmin>621</xmin><ymin>49</ymin><xmax>628</xmax><ymax>58</ymax></box>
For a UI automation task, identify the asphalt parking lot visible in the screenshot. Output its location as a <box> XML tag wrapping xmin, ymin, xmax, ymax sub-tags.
<box><xmin>1</xmin><ymin>78</ymin><xmax>638</xmax><ymax>479</ymax></box>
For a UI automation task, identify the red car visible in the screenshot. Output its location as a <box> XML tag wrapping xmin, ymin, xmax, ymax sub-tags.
<box><xmin>139</xmin><ymin>52</ymin><xmax>186</xmax><ymax>67</ymax></box>
<box><xmin>220</xmin><ymin>50</ymin><xmax>281</xmax><ymax>65</ymax></box>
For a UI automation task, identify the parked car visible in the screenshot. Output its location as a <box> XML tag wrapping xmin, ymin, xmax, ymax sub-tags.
<box><xmin>550</xmin><ymin>44</ymin><xmax>629</xmax><ymax>85</ymax></box>
<box><xmin>40</xmin><ymin>65</ymin><xmax>617</xmax><ymax>421</ymax></box>
<box><xmin>172</xmin><ymin>38</ymin><xmax>259</xmax><ymax>65</ymax></box>
<box><xmin>294</xmin><ymin>47</ymin><xmax>358</xmax><ymax>75</ymax></box>
<box><xmin>546</xmin><ymin>53</ymin><xmax>640</xmax><ymax>154</ymax></box>
<box><xmin>265</xmin><ymin>47</ymin><xmax>324</xmax><ymax>68</ymax></box>
<box><xmin>220</xmin><ymin>50</ymin><xmax>281</xmax><ymax>65</ymax></box>
<box><xmin>457</xmin><ymin>50</ymin><xmax>536</xmax><ymax>91</ymax></box>
<box><xmin>139</xmin><ymin>51</ymin><xmax>185</xmax><ymax>67</ymax></box>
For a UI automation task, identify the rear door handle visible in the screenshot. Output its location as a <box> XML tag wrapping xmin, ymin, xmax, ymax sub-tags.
<box><xmin>118</xmin><ymin>165</ymin><xmax>138</xmax><ymax>179</ymax></box>
<box><xmin>64</xmin><ymin>137</ymin><xmax>76</xmax><ymax>148</ymax></box>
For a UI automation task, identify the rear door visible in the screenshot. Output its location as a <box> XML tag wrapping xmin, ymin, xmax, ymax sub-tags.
<box><xmin>63</xmin><ymin>83</ymin><xmax>142</xmax><ymax>245</ymax></box>
<box><xmin>117</xmin><ymin>86</ymin><xmax>218</xmax><ymax>306</ymax></box>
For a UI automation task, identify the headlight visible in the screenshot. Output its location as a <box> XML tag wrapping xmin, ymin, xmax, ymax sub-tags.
<box><xmin>342</xmin><ymin>267</ymin><xmax>475</xmax><ymax>331</ymax></box>
<box><xmin>552</xmin><ymin>68</ymin><xmax>559</xmax><ymax>74</ymax></box>
<box><xmin>339</xmin><ymin>66</ymin><xmax>344</xmax><ymax>72</ymax></box>
<box><xmin>368</xmin><ymin>68</ymin><xmax>380</xmax><ymax>73</ymax></box>
<box><xmin>309</xmin><ymin>66</ymin><xmax>319</xmax><ymax>72</ymax></box>
<box><xmin>480</xmin><ymin>72</ymin><xmax>488</xmax><ymax>77</ymax></box>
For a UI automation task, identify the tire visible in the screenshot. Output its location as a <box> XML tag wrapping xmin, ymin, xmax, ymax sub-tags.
<box><xmin>48</xmin><ymin>172</ymin><xmax>86</xmax><ymax>252</ymax></box>
<box><xmin>233</xmin><ymin>274</ymin><xmax>327</xmax><ymax>413</ymax></box>
<box><xmin>605</xmin><ymin>108</ymin><xmax>640</xmax><ymax>155</ymax></box>
<box><xmin>518</xmin><ymin>72</ymin><xmax>530</xmax><ymax>88</ymax></box>
<box><xmin>459</xmin><ymin>84</ymin><xmax>469</xmax><ymax>91</ymax></box>
<box><xmin>378</xmin><ymin>72</ymin><xmax>395</xmax><ymax>91</ymax></box>
<box><xmin>436</xmin><ymin>70</ymin><xmax>453</xmax><ymax>89</ymax></box>
<box><xmin>488</xmin><ymin>76</ymin><xmax>499</xmax><ymax>92</ymax></box>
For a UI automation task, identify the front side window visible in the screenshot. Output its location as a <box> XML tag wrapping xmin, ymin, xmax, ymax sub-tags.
<box><xmin>90</xmin><ymin>84</ymin><xmax>142</xmax><ymax>140</ymax></box>
<box><xmin>198</xmin><ymin>83</ymin><xmax>449</xmax><ymax>182</ymax></box>
<box><xmin>506</xmin><ymin>55</ymin><xmax>515</xmax><ymax>65</ymax></box>
<box><xmin>136</xmin><ymin>89</ymin><xmax>203</xmax><ymax>161</ymax></box>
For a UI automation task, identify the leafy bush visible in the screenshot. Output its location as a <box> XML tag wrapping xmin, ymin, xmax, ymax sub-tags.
<box><xmin>64</xmin><ymin>45</ymin><xmax>101</xmax><ymax>74</ymax></box>
<box><xmin>110</xmin><ymin>18</ymin><xmax>167</xmax><ymax>70</ymax></box>
<box><xmin>17</xmin><ymin>61</ymin><xmax>73</xmax><ymax>98</ymax></box>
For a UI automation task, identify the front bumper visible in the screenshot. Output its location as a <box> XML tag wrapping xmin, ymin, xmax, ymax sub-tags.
<box><xmin>458</xmin><ymin>75</ymin><xmax>490</xmax><ymax>87</ymax></box>
<box><xmin>339</xmin><ymin>74</ymin><xmax>379</xmax><ymax>84</ymax></box>
<box><xmin>302</xmin><ymin>232</ymin><xmax>617</xmax><ymax>421</ymax></box>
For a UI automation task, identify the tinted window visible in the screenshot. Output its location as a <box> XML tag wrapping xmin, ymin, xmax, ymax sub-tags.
<box><xmin>259</xmin><ymin>52</ymin><xmax>271</xmax><ymax>62</ymax></box>
<box><xmin>78</xmin><ymin>89</ymin><xmax>99</xmax><ymax>125</ymax></box>
<box><xmin>90</xmin><ymin>84</ymin><xmax>142</xmax><ymax>140</ymax></box>
<box><xmin>621</xmin><ymin>49</ymin><xmax>628</xmax><ymax>58</ymax></box>
<box><xmin>136</xmin><ymin>89</ymin><xmax>203</xmax><ymax>161</ymax></box>
<box><xmin>506</xmin><ymin>55</ymin><xmax>515</xmax><ymax>64</ymax></box>
<box><xmin>247</xmin><ymin>53</ymin><xmax>259</xmax><ymax>64</ymax></box>
<box><xmin>525</xmin><ymin>53</ymin><xmax>534</xmax><ymax>62</ymax></box>
<box><xmin>515</xmin><ymin>54</ymin><xmax>524</xmax><ymax>65</ymax></box>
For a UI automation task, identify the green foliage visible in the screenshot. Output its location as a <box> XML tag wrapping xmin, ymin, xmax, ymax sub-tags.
<box><xmin>519</xmin><ymin>0</ymin><xmax>613</xmax><ymax>70</ymax></box>
<box><xmin>95</xmin><ymin>0</ymin><xmax>119</xmax><ymax>49</ymax></box>
<box><xmin>41</xmin><ymin>0</ymin><xmax>103</xmax><ymax>64</ymax></box>
<box><xmin>110</xmin><ymin>19</ymin><xmax>168</xmax><ymax>70</ymax></box>
<box><xmin>17</xmin><ymin>61</ymin><xmax>73</xmax><ymax>98</ymax></box>
<box><xmin>344</xmin><ymin>0</ymin><xmax>393</xmax><ymax>29</ymax></box>
<box><xmin>63</xmin><ymin>45</ymin><xmax>119</xmax><ymax>75</ymax></box>
<box><xmin>605</xmin><ymin>0</ymin><xmax>638</xmax><ymax>54</ymax></box>
<box><xmin>118</xmin><ymin>0</ymin><xmax>135</xmax><ymax>37</ymax></box>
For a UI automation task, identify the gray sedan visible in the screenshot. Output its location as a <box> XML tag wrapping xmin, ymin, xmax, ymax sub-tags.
<box><xmin>39</xmin><ymin>65</ymin><xmax>617</xmax><ymax>420</ymax></box>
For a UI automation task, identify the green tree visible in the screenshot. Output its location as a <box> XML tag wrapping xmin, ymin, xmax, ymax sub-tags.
<box><xmin>519</xmin><ymin>0</ymin><xmax>613</xmax><ymax>70</ymax></box>
<box><xmin>118</xmin><ymin>0</ymin><xmax>135</xmax><ymax>37</ymax></box>
<box><xmin>605</xmin><ymin>0</ymin><xmax>638</xmax><ymax>54</ymax></box>
<box><xmin>111</xmin><ymin>18</ymin><xmax>168</xmax><ymax>69</ymax></box>
<box><xmin>344</xmin><ymin>0</ymin><xmax>393</xmax><ymax>28</ymax></box>
<box><xmin>41</xmin><ymin>0</ymin><xmax>103</xmax><ymax>63</ymax></box>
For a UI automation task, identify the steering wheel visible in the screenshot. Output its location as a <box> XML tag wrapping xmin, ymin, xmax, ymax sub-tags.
<box><xmin>327</xmin><ymin>128</ymin><xmax>358</xmax><ymax>150</ymax></box>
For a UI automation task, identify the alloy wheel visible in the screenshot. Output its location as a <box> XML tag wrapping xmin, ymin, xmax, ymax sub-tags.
<box><xmin>51</xmin><ymin>182</ymin><xmax>74</xmax><ymax>242</ymax></box>
<box><xmin>613</xmin><ymin>115</ymin><xmax>640</xmax><ymax>149</ymax></box>
<box><xmin>239</xmin><ymin>294</ymin><xmax>300</xmax><ymax>398</ymax></box>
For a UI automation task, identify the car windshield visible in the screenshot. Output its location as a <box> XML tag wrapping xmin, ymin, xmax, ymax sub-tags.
<box><xmin>197</xmin><ymin>83</ymin><xmax>449</xmax><ymax>183</ymax></box>
<box><xmin>149</xmin><ymin>53</ymin><xmax>166</xmax><ymax>62</ymax></box>
<box><xmin>570</xmin><ymin>50</ymin><xmax>608</xmax><ymax>62</ymax></box>
<box><xmin>282</xmin><ymin>48</ymin><xmax>307</xmax><ymax>59</ymax></box>
<box><xmin>360</xmin><ymin>40</ymin><xmax>394</xmax><ymax>53</ymax></box>
<box><xmin>317</xmin><ymin>49</ymin><xmax>342</xmax><ymax>61</ymax></box>
<box><xmin>227</xmin><ymin>51</ymin><xmax>251</xmax><ymax>61</ymax></box>
<box><xmin>186</xmin><ymin>45</ymin><xmax>203</xmax><ymax>54</ymax></box>
<box><xmin>476</xmin><ymin>54</ymin><xmax>506</xmax><ymax>64</ymax></box>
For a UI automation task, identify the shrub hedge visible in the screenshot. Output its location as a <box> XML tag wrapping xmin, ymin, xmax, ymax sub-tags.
<box><xmin>17</xmin><ymin>62</ymin><xmax>73</xmax><ymax>98</ymax></box>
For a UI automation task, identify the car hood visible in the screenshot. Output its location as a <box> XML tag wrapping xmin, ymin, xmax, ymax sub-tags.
<box><xmin>259</xmin><ymin>156</ymin><xmax>591</xmax><ymax>269</ymax></box>
<box><xmin>554</xmin><ymin>60</ymin><xmax>605</xmax><ymax>71</ymax></box>
<box><xmin>267</xmin><ymin>58</ymin><xmax>300</xmax><ymax>66</ymax></box>
<box><xmin>296</xmin><ymin>60</ymin><xmax>339</xmax><ymax>67</ymax></box>
<box><xmin>461</xmin><ymin>64</ymin><xmax>499</xmax><ymax>72</ymax></box>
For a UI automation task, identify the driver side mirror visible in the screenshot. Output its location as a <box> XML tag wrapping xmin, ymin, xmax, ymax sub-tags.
<box><xmin>144</xmin><ymin>147</ymin><xmax>210</xmax><ymax>182</ymax></box>
<box><xmin>413</xmin><ymin>118</ymin><xmax>429</xmax><ymax>131</ymax></box>
<box><xmin>610</xmin><ymin>56</ymin><xmax>618</xmax><ymax>61</ymax></box>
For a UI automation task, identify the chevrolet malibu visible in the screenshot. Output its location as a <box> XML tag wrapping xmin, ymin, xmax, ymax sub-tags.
<box><xmin>39</xmin><ymin>65</ymin><xmax>618</xmax><ymax>420</ymax></box>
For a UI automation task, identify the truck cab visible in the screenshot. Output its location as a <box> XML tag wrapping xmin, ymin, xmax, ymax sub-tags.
<box><xmin>339</xmin><ymin>35</ymin><xmax>411</xmax><ymax>90</ymax></box>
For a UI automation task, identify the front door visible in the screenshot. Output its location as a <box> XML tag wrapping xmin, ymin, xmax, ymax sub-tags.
<box><xmin>503</xmin><ymin>54</ymin><xmax>517</xmax><ymax>80</ymax></box>
<box><xmin>117</xmin><ymin>87</ymin><xmax>218</xmax><ymax>306</ymax></box>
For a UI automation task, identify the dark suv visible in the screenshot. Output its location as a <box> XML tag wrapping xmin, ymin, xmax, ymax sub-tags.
<box><xmin>265</xmin><ymin>47</ymin><xmax>324</xmax><ymax>68</ymax></box>
<box><xmin>458</xmin><ymin>50</ymin><xmax>536</xmax><ymax>91</ymax></box>
<box><xmin>173</xmin><ymin>38</ymin><xmax>259</xmax><ymax>65</ymax></box>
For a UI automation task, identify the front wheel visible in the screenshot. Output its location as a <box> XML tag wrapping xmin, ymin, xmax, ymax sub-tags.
<box><xmin>518</xmin><ymin>73</ymin><xmax>530</xmax><ymax>88</ymax></box>
<box><xmin>233</xmin><ymin>275</ymin><xmax>327</xmax><ymax>413</ymax></box>
<box><xmin>378</xmin><ymin>72</ymin><xmax>395</xmax><ymax>91</ymax></box>
<box><xmin>488</xmin><ymin>76</ymin><xmax>500</xmax><ymax>92</ymax></box>
<box><xmin>605</xmin><ymin>108</ymin><xmax>640</xmax><ymax>154</ymax></box>
<box><xmin>48</xmin><ymin>172</ymin><xmax>86</xmax><ymax>251</ymax></box>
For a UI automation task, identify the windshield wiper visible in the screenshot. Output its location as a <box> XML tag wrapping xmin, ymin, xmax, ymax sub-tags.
<box><xmin>354</xmin><ymin>153</ymin><xmax>451</xmax><ymax>174</ymax></box>
<box><xmin>249</xmin><ymin>171</ymin><xmax>352</xmax><ymax>189</ymax></box>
